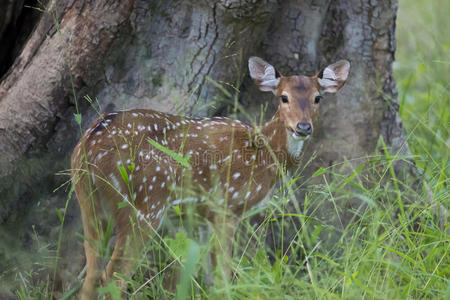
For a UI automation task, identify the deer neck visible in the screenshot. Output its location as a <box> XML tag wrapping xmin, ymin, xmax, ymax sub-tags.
<box><xmin>259</xmin><ymin>110</ymin><xmax>306</xmax><ymax>169</ymax></box>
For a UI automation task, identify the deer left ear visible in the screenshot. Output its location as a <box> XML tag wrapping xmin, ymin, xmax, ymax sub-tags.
<box><xmin>316</xmin><ymin>60</ymin><xmax>350</xmax><ymax>93</ymax></box>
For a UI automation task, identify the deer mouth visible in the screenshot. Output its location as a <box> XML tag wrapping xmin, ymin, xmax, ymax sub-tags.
<box><xmin>288</xmin><ymin>128</ymin><xmax>309</xmax><ymax>139</ymax></box>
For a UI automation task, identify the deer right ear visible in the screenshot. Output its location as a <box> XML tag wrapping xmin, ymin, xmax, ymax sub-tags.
<box><xmin>248</xmin><ymin>57</ymin><xmax>280</xmax><ymax>95</ymax></box>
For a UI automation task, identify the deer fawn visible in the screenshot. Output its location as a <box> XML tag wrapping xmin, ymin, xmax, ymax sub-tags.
<box><xmin>71</xmin><ymin>57</ymin><xmax>349</xmax><ymax>299</ymax></box>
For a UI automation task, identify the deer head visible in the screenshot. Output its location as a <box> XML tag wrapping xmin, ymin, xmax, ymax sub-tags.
<box><xmin>248</xmin><ymin>56</ymin><xmax>350</xmax><ymax>142</ymax></box>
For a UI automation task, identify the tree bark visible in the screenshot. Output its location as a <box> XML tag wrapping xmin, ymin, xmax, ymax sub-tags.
<box><xmin>0</xmin><ymin>0</ymin><xmax>413</xmax><ymax>296</ymax></box>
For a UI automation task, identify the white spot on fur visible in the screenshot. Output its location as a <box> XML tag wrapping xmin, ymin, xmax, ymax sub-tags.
<box><xmin>171</xmin><ymin>197</ymin><xmax>197</xmax><ymax>206</ymax></box>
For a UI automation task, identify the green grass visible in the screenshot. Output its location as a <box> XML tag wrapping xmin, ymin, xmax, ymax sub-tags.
<box><xmin>14</xmin><ymin>0</ymin><xmax>449</xmax><ymax>299</ymax></box>
<box><xmin>395</xmin><ymin>0</ymin><xmax>450</xmax><ymax>176</ymax></box>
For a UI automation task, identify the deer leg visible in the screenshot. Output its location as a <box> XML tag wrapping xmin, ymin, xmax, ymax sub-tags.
<box><xmin>78</xmin><ymin>192</ymin><xmax>107</xmax><ymax>300</ymax></box>
<box><xmin>102</xmin><ymin>232</ymin><xmax>135</xmax><ymax>298</ymax></box>
<box><xmin>80</xmin><ymin>232</ymin><xmax>102</xmax><ymax>300</ymax></box>
<box><xmin>102</xmin><ymin>213</ymin><xmax>155</xmax><ymax>299</ymax></box>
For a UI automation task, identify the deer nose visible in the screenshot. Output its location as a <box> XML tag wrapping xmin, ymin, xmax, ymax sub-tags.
<box><xmin>296</xmin><ymin>122</ymin><xmax>312</xmax><ymax>136</ymax></box>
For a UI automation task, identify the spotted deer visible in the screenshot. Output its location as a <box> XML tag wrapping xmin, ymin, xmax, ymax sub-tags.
<box><xmin>71</xmin><ymin>57</ymin><xmax>350</xmax><ymax>299</ymax></box>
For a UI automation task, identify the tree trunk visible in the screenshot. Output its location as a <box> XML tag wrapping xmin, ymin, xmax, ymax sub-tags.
<box><xmin>0</xmin><ymin>0</ymin><xmax>412</xmax><ymax>296</ymax></box>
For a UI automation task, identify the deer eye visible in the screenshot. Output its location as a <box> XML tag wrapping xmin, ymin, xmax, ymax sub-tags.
<box><xmin>281</xmin><ymin>95</ymin><xmax>289</xmax><ymax>103</ymax></box>
<box><xmin>314</xmin><ymin>95</ymin><xmax>322</xmax><ymax>104</ymax></box>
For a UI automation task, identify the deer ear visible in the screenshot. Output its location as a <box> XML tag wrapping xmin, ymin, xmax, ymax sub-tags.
<box><xmin>248</xmin><ymin>56</ymin><xmax>280</xmax><ymax>95</ymax></box>
<box><xmin>316</xmin><ymin>60</ymin><xmax>350</xmax><ymax>93</ymax></box>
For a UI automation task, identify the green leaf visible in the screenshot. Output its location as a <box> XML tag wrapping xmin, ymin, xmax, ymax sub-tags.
<box><xmin>314</xmin><ymin>253</ymin><xmax>340</xmax><ymax>266</ymax></box>
<box><xmin>254</xmin><ymin>249</ymin><xmax>271</xmax><ymax>272</ymax></box>
<box><xmin>166</xmin><ymin>232</ymin><xmax>189</xmax><ymax>259</ymax></box>
<box><xmin>97</xmin><ymin>281</ymin><xmax>121</xmax><ymax>300</ymax></box>
<box><xmin>342</xmin><ymin>163</ymin><xmax>366</xmax><ymax>186</ymax></box>
<box><xmin>56</xmin><ymin>209</ymin><xmax>64</xmax><ymax>223</ymax></box>
<box><xmin>117</xmin><ymin>165</ymin><xmax>129</xmax><ymax>185</ymax></box>
<box><xmin>102</xmin><ymin>218</ymin><xmax>115</xmax><ymax>256</ymax></box>
<box><xmin>117</xmin><ymin>201</ymin><xmax>129</xmax><ymax>208</ymax></box>
<box><xmin>272</xmin><ymin>259</ymin><xmax>282</xmax><ymax>283</ymax></box>
<box><xmin>354</xmin><ymin>193</ymin><xmax>376</xmax><ymax>207</ymax></box>
<box><xmin>276</xmin><ymin>176</ymin><xmax>302</xmax><ymax>194</ymax></box>
<box><xmin>59</xmin><ymin>286</ymin><xmax>79</xmax><ymax>300</ymax></box>
<box><xmin>147</xmin><ymin>138</ymin><xmax>191</xmax><ymax>168</ymax></box>
<box><xmin>173</xmin><ymin>205</ymin><xmax>182</xmax><ymax>217</ymax></box>
<box><xmin>311</xmin><ymin>225</ymin><xmax>323</xmax><ymax>243</ymax></box>
<box><xmin>74</xmin><ymin>113</ymin><xmax>82</xmax><ymax>125</ymax></box>
<box><xmin>312</xmin><ymin>167</ymin><xmax>327</xmax><ymax>177</ymax></box>
<box><xmin>127</xmin><ymin>162</ymin><xmax>135</xmax><ymax>172</ymax></box>
<box><xmin>175</xmin><ymin>239</ymin><xmax>200</xmax><ymax>300</ymax></box>
<box><xmin>75</xmin><ymin>232</ymin><xmax>86</xmax><ymax>241</ymax></box>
